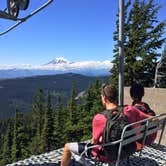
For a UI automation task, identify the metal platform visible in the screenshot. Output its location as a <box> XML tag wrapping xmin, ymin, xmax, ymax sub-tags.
<box><xmin>6</xmin><ymin>143</ymin><xmax>166</xmax><ymax>166</ymax></box>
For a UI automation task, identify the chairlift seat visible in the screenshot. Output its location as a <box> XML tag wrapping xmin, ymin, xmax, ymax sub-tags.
<box><xmin>74</xmin><ymin>113</ymin><xmax>166</xmax><ymax>166</ymax></box>
<box><xmin>0</xmin><ymin>0</ymin><xmax>54</xmax><ymax>36</ymax></box>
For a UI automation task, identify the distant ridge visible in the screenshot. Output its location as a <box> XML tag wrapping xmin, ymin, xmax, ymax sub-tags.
<box><xmin>0</xmin><ymin>57</ymin><xmax>112</xmax><ymax>79</ymax></box>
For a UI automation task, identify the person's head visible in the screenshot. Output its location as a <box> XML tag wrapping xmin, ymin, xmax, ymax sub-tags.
<box><xmin>101</xmin><ymin>84</ymin><xmax>117</xmax><ymax>107</ymax></box>
<box><xmin>130</xmin><ymin>83</ymin><xmax>144</xmax><ymax>102</ymax></box>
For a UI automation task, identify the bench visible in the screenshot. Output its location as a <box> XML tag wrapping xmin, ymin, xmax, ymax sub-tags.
<box><xmin>73</xmin><ymin>113</ymin><xmax>166</xmax><ymax>166</ymax></box>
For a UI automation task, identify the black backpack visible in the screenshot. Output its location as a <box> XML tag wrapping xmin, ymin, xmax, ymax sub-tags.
<box><xmin>133</xmin><ymin>102</ymin><xmax>156</xmax><ymax>116</ymax></box>
<box><xmin>100</xmin><ymin>107</ymin><xmax>136</xmax><ymax>161</ymax></box>
<box><xmin>133</xmin><ymin>103</ymin><xmax>156</xmax><ymax>145</ymax></box>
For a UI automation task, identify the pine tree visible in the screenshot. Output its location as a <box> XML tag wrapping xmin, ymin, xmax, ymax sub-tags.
<box><xmin>90</xmin><ymin>80</ymin><xmax>104</xmax><ymax>115</ymax></box>
<box><xmin>0</xmin><ymin>120</ymin><xmax>4</xmax><ymax>165</ymax></box>
<box><xmin>110</xmin><ymin>0</ymin><xmax>131</xmax><ymax>87</ymax></box>
<box><xmin>11</xmin><ymin>110</ymin><xmax>29</xmax><ymax>162</ymax></box>
<box><xmin>68</xmin><ymin>81</ymin><xmax>77</xmax><ymax>123</ymax></box>
<box><xmin>30</xmin><ymin>89</ymin><xmax>44</xmax><ymax>154</ymax></box>
<box><xmin>1</xmin><ymin>121</ymin><xmax>13</xmax><ymax>165</ymax></box>
<box><xmin>79</xmin><ymin>80</ymin><xmax>104</xmax><ymax>140</ymax></box>
<box><xmin>110</xmin><ymin>0</ymin><xmax>166</xmax><ymax>87</ymax></box>
<box><xmin>32</xmin><ymin>89</ymin><xmax>44</xmax><ymax>137</ymax></box>
<box><xmin>40</xmin><ymin>92</ymin><xmax>54</xmax><ymax>152</ymax></box>
<box><xmin>54</xmin><ymin>95</ymin><xmax>65</xmax><ymax>148</ymax></box>
<box><xmin>64</xmin><ymin>81</ymin><xmax>81</xmax><ymax>142</ymax></box>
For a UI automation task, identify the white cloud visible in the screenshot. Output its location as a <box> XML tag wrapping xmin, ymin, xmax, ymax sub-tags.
<box><xmin>0</xmin><ymin>58</ymin><xmax>112</xmax><ymax>71</ymax></box>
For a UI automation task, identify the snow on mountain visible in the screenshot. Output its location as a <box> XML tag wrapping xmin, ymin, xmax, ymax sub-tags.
<box><xmin>44</xmin><ymin>57</ymin><xmax>70</xmax><ymax>65</ymax></box>
<box><xmin>0</xmin><ymin>57</ymin><xmax>112</xmax><ymax>79</ymax></box>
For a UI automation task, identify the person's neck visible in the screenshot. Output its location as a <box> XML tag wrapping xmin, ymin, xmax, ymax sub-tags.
<box><xmin>105</xmin><ymin>103</ymin><xmax>117</xmax><ymax>110</ymax></box>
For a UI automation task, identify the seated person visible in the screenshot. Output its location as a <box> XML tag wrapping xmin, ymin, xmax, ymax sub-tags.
<box><xmin>60</xmin><ymin>85</ymin><xmax>117</xmax><ymax>166</ymax></box>
<box><xmin>60</xmin><ymin>84</ymin><xmax>151</xmax><ymax>166</ymax></box>
<box><xmin>128</xmin><ymin>83</ymin><xmax>157</xmax><ymax>149</ymax></box>
<box><xmin>130</xmin><ymin>83</ymin><xmax>155</xmax><ymax>116</ymax></box>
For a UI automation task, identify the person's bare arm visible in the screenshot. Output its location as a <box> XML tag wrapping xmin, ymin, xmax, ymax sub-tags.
<box><xmin>91</xmin><ymin>138</ymin><xmax>98</xmax><ymax>144</ymax></box>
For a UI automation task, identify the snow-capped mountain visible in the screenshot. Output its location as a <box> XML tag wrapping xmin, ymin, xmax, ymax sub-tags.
<box><xmin>44</xmin><ymin>57</ymin><xmax>70</xmax><ymax>65</ymax></box>
<box><xmin>0</xmin><ymin>57</ymin><xmax>112</xmax><ymax>79</ymax></box>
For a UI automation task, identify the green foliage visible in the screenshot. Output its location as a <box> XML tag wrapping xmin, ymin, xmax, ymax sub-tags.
<box><xmin>0</xmin><ymin>73</ymin><xmax>107</xmax><ymax>119</ymax></box>
<box><xmin>64</xmin><ymin>81</ymin><xmax>82</xmax><ymax>142</ymax></box>
<box><xmin>11</xmin><ymin>110</ymin><xmax>29</xmax><ymax>162</ymax></box>
<box><xmin>32</xmin><ymin>89</ymin><xmax>44</xmax><ymax>138</ymax></box>
<box><xmin>78</xmin><ymin>80</ymin><xmax>104</xmax><ymax>141</ymax></box>
<box><xmin>110</xmin><ymin>0</ymin><xmax>131</xmax><ymax>88</ymax></box>
<box><xmin>29</xmin><ymin>89</ymin><xmax>45</xmax><ymax>155</ymax></box>
<box><xmin>54</xmin><ymin>95</ymin><xmax>66</xmax><ymax>148</ymax></box>
<box><xmin>0</xmin><ymin>77</ymin><xmax>106</xmax><ymax>164</ymax></box>
<box><xmin>1</xmin><ymin>121</ymin><xmax>13</xmax><ymax>165</ymax></box>
<box><xmin>40</xmin><ymin>92</ymin><xmax>54</xmax><ymax>152</ymax></box>
<box><xmin>110</xmin><ymin>0</ymin><xmax>166</xmax><ymax>87</ymax></box>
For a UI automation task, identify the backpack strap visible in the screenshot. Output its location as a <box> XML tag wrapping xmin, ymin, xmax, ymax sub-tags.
<box><xmin>134</xmin><ymin>102</ymin><xmax>156</xmax><ymax>116</ymax></box>
<box><xmin>100</xmin><ymin>106</ymin><xmax>123</xmax><ymax>121</ymax></box>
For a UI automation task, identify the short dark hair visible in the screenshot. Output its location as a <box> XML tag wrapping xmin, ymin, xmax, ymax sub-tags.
<box><xmin>101</xmin><ymin>84</ymin><xmax>117</xmax><ymax>103</ymax></box>
<box><xmin>130</xmin><ymin>83</ymin><xmax>144</xmax><ymax>101</ymax></box>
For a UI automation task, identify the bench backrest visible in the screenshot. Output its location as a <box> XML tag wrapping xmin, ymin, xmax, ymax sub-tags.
<box><xmin>116</xmin><ymin>113</ymin><xmax>166</xmax><ymax>165</ymax></box>
<box><xmin>80</xmin><ymin>113</ymin><xmax>166</xmax><ymax>166</ymax></box>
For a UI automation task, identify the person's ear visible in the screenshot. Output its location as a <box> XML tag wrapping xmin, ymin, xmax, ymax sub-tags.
<box><xmin>103</xmin><ymin>95</ymin><xmax>108</xmax><ymax>103</ymax></box>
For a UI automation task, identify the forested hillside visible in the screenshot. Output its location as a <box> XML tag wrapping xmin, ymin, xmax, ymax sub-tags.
<box><xmin>0</xmin><ymin>79</ymin><xmax>105</xmax><ymax>165</ymax></box>
<box><xmin>0</xmin><ymin>73</ymin><xmax>107</xmax><ymax>119</ymax></box>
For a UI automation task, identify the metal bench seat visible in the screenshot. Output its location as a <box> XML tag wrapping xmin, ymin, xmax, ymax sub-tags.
<box><xmin>75</xmin><ymin>113</ymin><xmax>166</xmax><ymax>166</ymax></box>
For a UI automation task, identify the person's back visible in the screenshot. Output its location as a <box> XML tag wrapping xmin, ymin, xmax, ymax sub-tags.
<box><xmin>92</xmin><ymin>85</ymin><xmax>138</xmax><ymax>162</ymax></box>
<box><xmin>60</xmin><ymin>84</ymin><xmax>119</xmax><ymax>165</ymax></box>
<box><xmin>130</xmin><ymin>83</ymin><xmax>155</xmax><ymax>116</ymax></box>
<box><xmin>91</xmin><ymin>84</ymin><xmax>118</xmax><ymax>162</ymax></box>
<box><xmin>129</xmin><ymin>83</ymin><xmax>156</xmax><ymax>148</ymax></box>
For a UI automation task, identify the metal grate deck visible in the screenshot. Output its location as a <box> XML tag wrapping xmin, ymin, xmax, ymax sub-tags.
<box><xmin>6</xmin><ymin>143</ymin><xmax>166</xmax><ymax>166</ymax></box>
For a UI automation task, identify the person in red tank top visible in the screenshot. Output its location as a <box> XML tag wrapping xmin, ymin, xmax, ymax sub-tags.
<box><xmin>129</xmin><ymin>83</ymin><xmax>157</xmax><ymax>150</ymax></box>
<box><xmin>60</xmin><ymin>84</ymin><xmax>153</xmax><ymax>166</ymax></box>
<box><xmin>60</xmin><ymin>84</ymin><xmax>118</xmax><ymax>165</ymax></box>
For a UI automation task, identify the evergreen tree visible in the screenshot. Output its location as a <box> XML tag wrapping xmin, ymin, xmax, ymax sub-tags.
<box><xmin>1</xmin><ymin>121</ymin><xmax>13</xmax><ymax>165</ymax></box>
<box><xmin>40</xmin><ymin>92</ymin><xmax>54</xmax><ymax>152</ymax></box>
<box><xmin>110</xmin><ymin>0</ymin><xmax>166</xmax><ymax>87</ymax></box>
<box><xmin>110</xmin><ymin>0</ymin><xmax>131</xmax><ymax>87</ymax></box>
<box><xmin>32</xmin><ymin>89</ymin><xmax>44</xmax><ymax>137</ymax></box>
<box><xmin>11</xmin><ymin>110</ymin><xmax>29</xmax><ymax>162</ymax></box>
<box><xmin>0</xmin><ymin>121</ymin><xmax>4</xmax><ymax>165</ymax></box>
<box><xmin>30</xmin><ymin>89</ymin><xmax>44</xmax><ymax>154</ymax></box>
<box><xmin>64</xmin><ymin>81</ymin><xmax>81</xmax><ymax>142</ymax></box>
<box><xmin>79</xmin><ymin>80</ymin><xmax>104</xmax><ymax>140</ymax></box>
<box><xmin>90</xmin><ymin>80</ymin><xmax>104</xmax><ymax>115</ymax></box>
<box><xmin>68</xmin><ymin>81</ymin><xmax>77</xmax><ymax>123</ymax></box>
<box><xmin>54</xmin><ymin>95</ymin><xmax>65</xmax><ymax>148</ymax></box>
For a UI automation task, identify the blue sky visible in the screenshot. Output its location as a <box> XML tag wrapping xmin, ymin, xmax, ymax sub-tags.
<box><xmin>0</xmin><ymin>0</ymin><xmax>166</xmax><ymax>65</ymax></box>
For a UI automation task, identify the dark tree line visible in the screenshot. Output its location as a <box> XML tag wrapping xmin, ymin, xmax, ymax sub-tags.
<box><xmin>0</xmin><ymin>80</ymin><xmax>104</xmax><ymax>165</ymax></box>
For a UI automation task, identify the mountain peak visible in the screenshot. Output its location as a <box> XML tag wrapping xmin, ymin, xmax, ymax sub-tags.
<box><xmin>44</xmin><ymin>57</ymin><xmax>69</xmax><ymax>65</ymax></box>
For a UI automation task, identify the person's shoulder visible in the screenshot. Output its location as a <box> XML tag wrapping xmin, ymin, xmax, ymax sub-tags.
<box><xmin>93</xmin><ymin>113</ymin><xmax>106</xmax><ymax>119</ymax></box>
<box><xmin>124</xmin><ymin>105</ymin><xmax>136</xmax><ymax>112</ymax></box>
<box><xmin>124</xmin><ymin>105</ymin><xmax>145</xmax><ymax>116</ymax></box>
<box><xmin>142</xmin><ymin>102</ymin><xmax>150</xmax><ymax>109</ymax></box>
<box><xmin>93</xmin><ymin>113</ymin><xmax>107</xmax><ymax>123</ymax></box>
